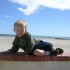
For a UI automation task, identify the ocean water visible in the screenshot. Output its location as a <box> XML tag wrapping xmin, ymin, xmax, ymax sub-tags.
<box><xmin>33</xmin><ymin>36</ymin><xmax>70</xmax><ymax>40</ymax></box>
<box><xmin>0</xmin><ymin>34</ymin><xmax>70</xmax><ymax>40</ymax></box>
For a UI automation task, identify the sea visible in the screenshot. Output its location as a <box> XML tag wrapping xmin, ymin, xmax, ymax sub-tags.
<box><xmin>0</xmin><ymin>34</ymin><xmax>70</xmax><ymax>40</ymax></box>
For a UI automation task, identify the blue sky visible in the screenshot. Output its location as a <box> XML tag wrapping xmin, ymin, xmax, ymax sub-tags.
<box><xmin>0</xmin><ymin>0</ymin><xmax>70</xmax><ymax>37</ymax></box>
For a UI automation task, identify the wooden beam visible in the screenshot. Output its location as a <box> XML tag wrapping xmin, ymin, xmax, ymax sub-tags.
<box><xmin>0</xmin><ymin>53</ymin><xmax>70</xmax><ymax>61</ymax></box>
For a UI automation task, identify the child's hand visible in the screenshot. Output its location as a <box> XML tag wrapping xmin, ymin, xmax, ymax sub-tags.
<box><xmin>0</xmin><ymin>51</ymin><xmax>9</xmax><ymax>54</ymax></box>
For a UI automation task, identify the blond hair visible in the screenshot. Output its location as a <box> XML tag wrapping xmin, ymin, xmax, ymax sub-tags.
<box><xmin>14</xmin><ymin>20</ymin><xmax>27</xmax><ymax>32</ymax></box>
<box><xmin>14</xmin><ymin>20</ymin><xmax>26</xmax><ymax>28</ymax></box>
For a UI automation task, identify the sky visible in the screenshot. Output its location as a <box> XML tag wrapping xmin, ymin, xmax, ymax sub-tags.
<box><xmin>0</xmin><ymin>0</ymin><xmax>70</xmax><ymax>37</ymax></box>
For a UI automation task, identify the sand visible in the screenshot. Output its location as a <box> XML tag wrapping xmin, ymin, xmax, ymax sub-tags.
<box><xmin>0</xmin><ymin>36</ymin><xmax>70</xmax><ymax>53</ymax></box>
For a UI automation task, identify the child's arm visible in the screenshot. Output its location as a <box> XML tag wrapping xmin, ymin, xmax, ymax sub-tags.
<box><xmin>3</xmin><ymin>37</ymin><xmax>19</xmax><ymax>54</ymax></box>
<box><xmin>2</xmin><ymin>44</ymin><xmax>19</xmax><ymax>54</ymax></box>
<box><xmin>5</xmin><ymin>45</ymin><xmax>19</xmax><ymax>53</ymax></box>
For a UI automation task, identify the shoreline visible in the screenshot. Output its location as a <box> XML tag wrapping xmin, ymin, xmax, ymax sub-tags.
<box><xmin>0</xmin><ymin>34</ymin><xmax>70</xmax><ymax>40</ymax></box>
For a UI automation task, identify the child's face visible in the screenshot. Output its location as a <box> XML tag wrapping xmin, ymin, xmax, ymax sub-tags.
<box><xmin>14</xmin><ymin>26</ymin><xmax>26</xmax><ymax>37</ymax></box>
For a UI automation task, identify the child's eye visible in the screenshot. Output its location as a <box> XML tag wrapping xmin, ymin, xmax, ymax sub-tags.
<box><xmin>18</xmin><ymin>29</ymin><xmax>24</xmax><ymax>32</ymax></box>
<box><xmin>16</xmin><ymin>30</ymin><xmax>19</xmax><ymax>31</ymax></box>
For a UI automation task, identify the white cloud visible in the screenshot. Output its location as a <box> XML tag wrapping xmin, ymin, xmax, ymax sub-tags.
<box><xmin>9</xmin><ymin>0</ymin><xmax>70</xmax><ymax>15</ymax></box>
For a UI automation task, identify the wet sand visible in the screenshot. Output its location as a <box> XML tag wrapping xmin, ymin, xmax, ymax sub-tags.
<box><xmin>0</xmin><ymin>36</ymin><xmax>70</xmax><ymax>53</ymax></box>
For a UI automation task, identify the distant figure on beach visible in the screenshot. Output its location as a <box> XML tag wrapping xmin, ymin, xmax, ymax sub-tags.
<box><xmin>3</xmin><ymin>20</ymin><xmax>63</xmax><ymax>56</ymax></box>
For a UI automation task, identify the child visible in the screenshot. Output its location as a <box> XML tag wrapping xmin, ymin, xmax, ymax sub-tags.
<box><xmin>4</xmin><ymin>20</ymin><xmax>63</xmax><ymax>56</ymax></box>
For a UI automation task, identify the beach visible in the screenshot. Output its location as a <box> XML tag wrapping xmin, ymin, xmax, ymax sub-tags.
<box><xmin>0</xmin><ymin>36</ymin><xmax>70</xmax><ymax>70</ymax></box>
<box><xmin>0</xmin><ymin>36</ymin><xmax>70</xmax><ymax>53</ymax></box>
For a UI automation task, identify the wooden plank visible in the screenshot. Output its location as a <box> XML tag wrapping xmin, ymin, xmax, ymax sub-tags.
<box><xmin>0</xmin><ymin>52</ymin><xmax>70</xmax><ymax>61</ymax></box>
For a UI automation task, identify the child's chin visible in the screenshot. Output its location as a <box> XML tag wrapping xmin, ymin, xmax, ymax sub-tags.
<box><xmin>17</xmin><ymin>35</ymin><xmax>22</xmax><ymax>37</ymax></box>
